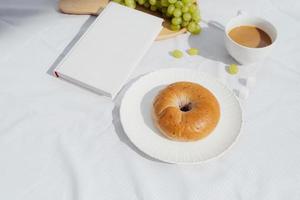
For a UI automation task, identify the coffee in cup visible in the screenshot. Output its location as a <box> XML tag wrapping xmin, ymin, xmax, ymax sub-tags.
<box><xmin>225</xmin><ymin>12</ymin><xmax>277</xmax><ymax>64</ymax></box>
<box><xmin>228</xmin><ymin>26</ymin><xmax>272</xmax><ymax>48</ymax></box>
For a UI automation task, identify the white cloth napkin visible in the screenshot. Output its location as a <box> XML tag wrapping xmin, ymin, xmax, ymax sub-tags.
<box><xmin>1</xmin><ymin>0</ymin><xmax>300</xmax><ymax>200</ymax></box>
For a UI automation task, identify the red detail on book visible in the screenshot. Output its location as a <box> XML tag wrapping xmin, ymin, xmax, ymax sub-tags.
<box><xmin>54</xmin><ymin>71</ymin><xmax>59</xmax><ymax>77</ymax></box>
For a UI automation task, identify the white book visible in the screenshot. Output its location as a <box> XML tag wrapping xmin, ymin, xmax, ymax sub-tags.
<box><xmin>54</xmin><ymin>2</ymin><xmax>163</xmax><ymax>98</ymax></box>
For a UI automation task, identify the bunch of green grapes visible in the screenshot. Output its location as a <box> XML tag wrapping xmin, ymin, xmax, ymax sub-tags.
<box><xmin>112</xmin><ymin>0</ymin><xmax>201</xmax><ymax>34</ymax></box>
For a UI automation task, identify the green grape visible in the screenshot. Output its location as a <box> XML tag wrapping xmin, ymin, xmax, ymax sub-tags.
<box><xmin>150</xmin><ymin>5</ymin><xmax>157</xmax><ymax>11</ymax></box>
<box><xmin>170</xmin><ymin>24</ymin><xmax>181</xmax><ymax>31</ymax></box>
<box><xmin>171</xmin><ymin>49</ymin><xmax>183</xmax><ymax>58</ymax></box>
<box><xmin>192</xmin><ymin>12</ymin><xmax>200</xmax><ymax>21</ymax></box>
<box><xmin>129</xmin><ymin>4</ymin><xmax>136</xmax><ymax>8</ymax></box>
<box><xmin>144</xmin><ymin>1</ymin><xmax>150</xmax><ymax>7</ymax></box>
<box><xmin>192</xmin><ymin>18</ymin><xmax>200</xmax><ymax>23</ymax></box>
<box><xmin>161</xmin><ymin>7</ymin><xmax>167</xmax><ymax>13</ymax></box>
<box><xmin>228</xmin><ymin>64</ymin><xmax>239</xmax><ymax>75</ymax></box>
<box><xmin>184</xmin><ymin>2</ymin><xmax>192</xmax><ymax>7</ymax></box>
<box><xmin>193</xmin><ymin>10</ymin><xmax>200</xmax><ymax>15</ymax></box>
<box><xmin>125</xmin><ymin>0</ymin><xmax>134</xmax><ymax>5</ymax></box>
<box><xmin>149</xmin><ymin>0</ymin><xmax>156</xmax><ymax>5</ymax></box>
<box><xmin>125</xmin><ymin>0</ymin><xmax>136</xmax><ymax>8</ymax></box>
<box><xmin>187</xmin><ymin>21</ymin><xmax>197</xmax><ymax>32</ymax></box>
<box><xmin>182</xmin><ymin>0</ymin><xmax>191</xmax><ymax>5</ymax></box>
<box><xmin>193</xmin><ymin>24</ymin><xmax>202</xmax><ymax>34</ymax></box>
<box><xmin>112</xmin><ymin>0</ymin><xmax>122</xmax><ymax>3</ymax></box>
<box><xmin>171</xmin><ymin>17</ymin><xmax>182</xmax><ymax>25</ymax></box>
<box><xmin>182</xmin><ymin>6</ymin><xmax>189</xmax><ymax>13</ymax></box>
<box><xmin>137</xmin><ymin>0</ymin><xmax>145</xmax><ymax>5</ymax></box>
<box><xmin>192</xmin><ymin>26</ymin><xmax>201</xmax><ymax>34</ymax></box>
<box><xmin>175</xmin><ymin>1</ymin><xmax>183</xmax><ymax>8</ymax></box>
<box><xmin>161</xmin><ymin>0</ymin><xmax>170</xmax><ymax>7</ymax></box>
<box><xmin>167</xmin><ymin>4</ymin><xmax>175</xmax><ymax>14</ymax></box>
<box><xmin>173</xmin><ymin>8</ymin><xmax>182</xmax><ymax>17</ymax></box>
<box><xmin>187</xmin><ymin>48</ymin><xmax>199</xmax><ymax>55</ymax></box>
<box><xmin>189</xmin><ymin>4</ymin><xmax>197</xmax><ymax>13</ymax></box>
<box><xmin>168</xmin><ymin>0</ymin><xmax>177</xmax><ymax>4</ymax></box>
<box><xmin>183</xmin><ymin>12</ymin><xmax>191</xmax><ymax>21</ymax></box>
<box><xmin>181</xmin><ymin>21</ymin><xmax>189</xmax><ymax>27</ymax></box>
<box><xmin>156</xmin><ymin>1</ymin><xmax>162</xmax><ymax>8</ymax></box>
<box><xmin>166</xmin><ymin>12</ymin><xmax>172</xmax><ymax>17</ymax></box>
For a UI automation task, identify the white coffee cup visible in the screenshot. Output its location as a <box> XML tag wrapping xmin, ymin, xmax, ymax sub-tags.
<box><xmin>225</xmin><ymin>12</ymin><xmax>278</xmax><ymax>64</ymax></box>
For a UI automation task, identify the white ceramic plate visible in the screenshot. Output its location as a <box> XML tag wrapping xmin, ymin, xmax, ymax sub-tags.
<box><xmin>120</xmin><ymin>68</ymin><xmax>242</xmax><ymax>164</ymax></box>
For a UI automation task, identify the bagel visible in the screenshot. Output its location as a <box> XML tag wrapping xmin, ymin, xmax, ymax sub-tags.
<box><xmin>152</xmin><ymin>81</ymin><xmax>220</xmax><ymax>141</ymax></box>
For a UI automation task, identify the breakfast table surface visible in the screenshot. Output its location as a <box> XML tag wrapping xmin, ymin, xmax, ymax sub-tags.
<box><xmin>1</xmin><ymin>0</ymin><xmax>300</xmax><ymax>199</ymax></box>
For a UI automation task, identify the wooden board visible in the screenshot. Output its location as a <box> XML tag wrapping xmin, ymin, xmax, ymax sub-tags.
<box><xmin>59</xmin><ymin>0</ymin><xmax>186</xmax><ymax>40</ymax></box>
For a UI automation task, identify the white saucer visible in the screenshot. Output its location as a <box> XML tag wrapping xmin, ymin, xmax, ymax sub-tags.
<box><xmin>120</xmin><ymin>68</ymin><xmax>242</xmax><ymax>164</ymax></box>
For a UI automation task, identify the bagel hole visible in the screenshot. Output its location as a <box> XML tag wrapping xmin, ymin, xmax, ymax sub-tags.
<box><xmin>180</xmin><ymin>102</ymin><xmax>192</xmax><ymax>112</ymax></box>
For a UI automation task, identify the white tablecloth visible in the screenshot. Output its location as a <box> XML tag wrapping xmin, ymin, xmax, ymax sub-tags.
<box><xmin>1</xmin><ymin>0</ymin><xmax>300</xmax><ymax>199</ymax></box>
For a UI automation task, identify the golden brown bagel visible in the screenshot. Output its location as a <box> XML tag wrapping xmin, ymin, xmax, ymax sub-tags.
<box><xmin>153</xmin><ymin>82</ymin><xmax>220</xmax><ymax>141</ymax></box>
